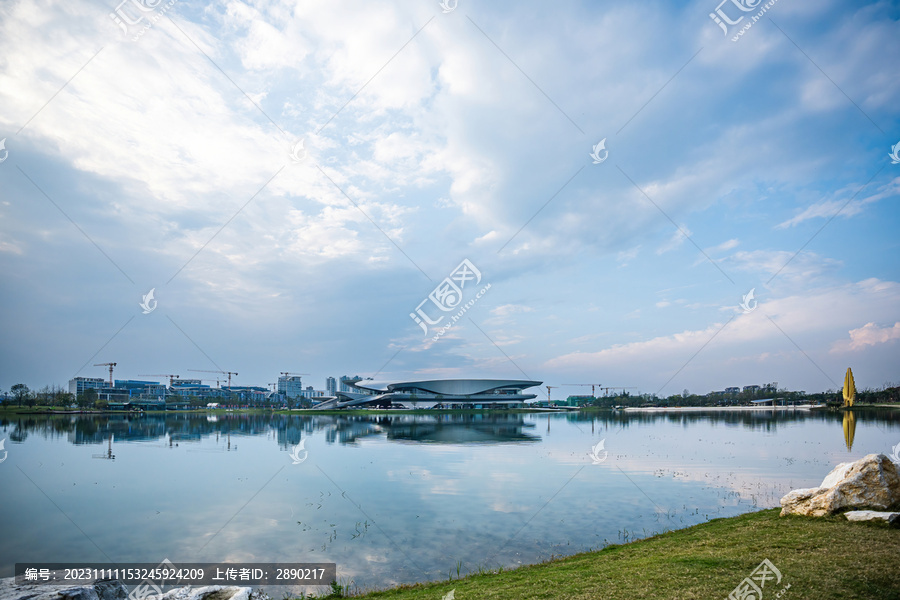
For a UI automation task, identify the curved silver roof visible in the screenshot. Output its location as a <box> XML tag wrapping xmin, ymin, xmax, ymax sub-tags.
<box><xmin>353</xmin><ymin>378</ymin><xmax>541</xmax><ymax>395</ymax></box>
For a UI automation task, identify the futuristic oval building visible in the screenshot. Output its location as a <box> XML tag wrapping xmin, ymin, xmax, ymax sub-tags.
<box><xmin>313</xmin><ymin>378</ymin><xmax>542</xmax><ymax>409</ymax></box>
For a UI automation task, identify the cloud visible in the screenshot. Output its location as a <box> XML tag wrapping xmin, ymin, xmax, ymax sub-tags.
<box><xmin>490</xmin><ymin>304</ymin><xmax>534</xmax><ymax>317</ymax></box>
<box><xmin>776</xmin><ymin>177</ymin><xmax>900</xmax><ymax>229</ymax></box>
<box><xmin>831</xmin><ymin>322</ymin><xmax>900</xmax><ymax>353</ymax></box>
<box><xmin>655</xmin><ymin>226</ymin><xmax>692</xmax><ymax>255</ymax></box>
<box><xmin>545</xmin><ymin>278</ymin><xmax>900</xmax><ymax>392</ymax></box>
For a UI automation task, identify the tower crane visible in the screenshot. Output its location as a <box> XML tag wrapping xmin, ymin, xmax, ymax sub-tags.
<box><xmin>280</xmin><ymin>372</ymin><xmax>310</xmax><ymax>377</ymax></box>
<box><xmin>545</xmin><ymin>385</ymin><xmax>558</xmax><ymax>402</ymax></box>
<box><xmin>139</xmin><ymin>374</ymin><xmax>181</xmax><ymax>386</ymax></box>
<box><xmin>189</xmin><ymin>369</ymin><xmax>238</xmax><ymax>388</ymax></box>
<box><xmin>94</xmin><ymin>363</ymin><xmax>116</xmax><ymax>387</ymax></box>
<box><xmin>563</xmin><ymin>383</ymin><xmax>603</xmax><ymax>397</ymax></box>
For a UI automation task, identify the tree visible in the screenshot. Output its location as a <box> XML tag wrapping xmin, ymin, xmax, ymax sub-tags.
<box><xmin>77</xmin><ymin>388</ymin><xmax>98</xmax><ymax>410</ymax></box>
<box><xmin>11</xmin><ymin>383</ymin><xmax>31</xmax><ymax>407</ymax></box>
<box><xmin>55</xmin><ymin>391</ymin><xmax>74</xmax><ymax>407</ymax></box>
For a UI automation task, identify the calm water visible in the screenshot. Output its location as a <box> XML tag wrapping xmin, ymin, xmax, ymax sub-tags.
<box><xmin>1</xmin><ymin>409</ymin><xmax>898</xmax><ymax>594</ymax></box>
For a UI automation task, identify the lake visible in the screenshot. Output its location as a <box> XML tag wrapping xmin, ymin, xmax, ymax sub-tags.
<box><xmin>1</xmin><ymin>409</ymin><xmax>898</xmax><ymax>595</ymax></box>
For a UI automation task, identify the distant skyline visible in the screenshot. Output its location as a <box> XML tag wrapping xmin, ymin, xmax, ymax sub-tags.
<box><xmin>1</xmin><ymin>0</ymin><xmax>898</xmax><ymax>396</ymax></box>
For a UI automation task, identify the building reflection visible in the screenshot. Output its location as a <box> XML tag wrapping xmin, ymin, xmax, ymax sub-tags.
<box><xmin>3</xmin><ymin>408</ymin><xmax>898</xmax><ymax>455</ymax></box>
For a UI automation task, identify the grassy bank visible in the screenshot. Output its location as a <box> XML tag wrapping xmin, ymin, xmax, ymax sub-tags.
<box><xmin>336</xmin><ymin>509</ymin><xmax>899</xmax><ymax>600</ymax></box>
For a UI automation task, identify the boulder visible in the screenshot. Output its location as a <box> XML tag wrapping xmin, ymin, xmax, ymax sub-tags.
<box><xmin>844</xmin><ymin>510</ymin><xmax>900</xmax><ymax>526</ymax></box>
<box><xmin>0</xmin><ymin>579</ymin><xmax>126</xmax><ymax>600</ymax></box>
<box><xmin>780</xmin><ymin>453</ymin><xmax>900</xmax><ymax>517</ymax></box>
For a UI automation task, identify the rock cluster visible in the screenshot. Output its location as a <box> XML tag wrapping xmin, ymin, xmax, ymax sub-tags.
<box><xmin>0</xmin><ymin>579</ymin><xmax>251</xmax><ymax>600</ymax></box>
<box><xmin>780</xmin><ymin>453</ymin><xmax>900</xmax><ymax>517</ymax></box>
<box><xmin>0</xmin><ymin>578</ymin><xmax>129</xmax><ymax>600</ymax></box>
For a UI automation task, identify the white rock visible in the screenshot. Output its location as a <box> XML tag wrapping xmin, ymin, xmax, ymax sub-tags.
<box><xmin>844</xmin><ymin>510</ymin><xmax>900</xmax><ymax>525</ymax></box>
<box><xmin>158</xmin><ymin>586</ymin><xmax>251</xmax><ymax>600</ymax></box>
<box><xmin>0</xmin><ymin>578</ymin><xmax>127</xmax><ymax>600</ymax></box>
<box><xmin>780</xmin><ymin>453</ymin><xmax>900</xmax><ymax>517</ymax></box>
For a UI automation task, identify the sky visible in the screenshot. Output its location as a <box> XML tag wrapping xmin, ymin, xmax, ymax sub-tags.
<box><xmin>1</xmin><ymin>0</ymin><xmax>898</xmax><ymax>398</ymax></box>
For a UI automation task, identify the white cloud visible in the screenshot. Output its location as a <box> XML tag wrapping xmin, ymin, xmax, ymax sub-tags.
<box><xmin>777</xmin><ymin>177</ymin><xmax>900</xmax><ymax>228</ymax></box>
<box><xmin>831</xmin><ymin>322</ymin><xmax>900</xmax><ymax>353</ymax></box>
<box><xmin>490</xmin><ymin>304</ymin><xmax>534</xmax><ymax>317</ymax></box>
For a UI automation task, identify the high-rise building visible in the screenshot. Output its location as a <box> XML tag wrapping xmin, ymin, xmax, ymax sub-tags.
<box><xmin>339</xmin><ymin>376</ymin><xmax>351</xmax><ymax>393</ymax></box>
<box><xmin>278</xmin><ymin>375</ymin><xmax>304</xmax><ymax>399</ymax></box>
<box><xmin>326</xmin><ymin>377</ymin><xmax>337</xmax><ymax>396</ymax></box>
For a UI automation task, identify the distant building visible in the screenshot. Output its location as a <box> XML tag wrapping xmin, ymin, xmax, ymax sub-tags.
<box><xmin>316</xmin><ymin>378</ymin><xmax>542</xmax><ymax>410</ymax></box>
<box><xmin>339</xmin><ymin>376</ymin><xmax>353</xmax><ymax>393</ymax></box>
<box><xmin>300</xmin><ymin>386</ymin><xmax>326</xmax><ymax>400</ymax></box>
<box><xmin>114</xmin><ymin>380</ymin><xmax>167</xmax><ymax>398</ymax></box>
<box><xmin>278</xmin><ymin>375</ymin><xmax>304</xmax><ymax>399</ymax></box>
<box><xmin>566</xmin><ymin>395</ymin><xmax>594</xmax><ymax>406</ymax></box>
<box><xmin>227</xmin><ymin>386</ymin><xmax>270</xmax><ymax>403</ymax></box>
<box><xmin>69</xmin><ymin>377</ymin><xmax>106</xmax><ymax>396</ymax></box>
<box><xmin>743</xmin><ymin>385</ymin><xmax>761</xmax><ymax>393</ymax></box>
<box><xmin>724</xmin><ymin>387</ymin><xmax>740</xmax><ymax>394</ymax></box>
<box><xmin>171</xmin><ymin>381</ymin><xmax>224</xmax><ymax>399</ymax></box>
<box><xmin>326</xmin><ymin>377</ymin><xmax>337</xmax><ymax>396</ymax></box>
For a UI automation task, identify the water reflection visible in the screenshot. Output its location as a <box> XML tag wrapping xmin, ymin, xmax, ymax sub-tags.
<box><xmin>843</xmin><ymin>410</ymin><xmax>856</xmax><ymax>451</ymax></box>
<box><xmin>0</xmin><ymin>411</ymin><xmax>544</xmax><ymax>450</ymax></box>
<box><xmin>1</xmin><ymin>408</ymin><xmax>898</xmax><ymax>592</ymax></box>
<box><xmin>1</xmin><ymin>408</ymin><xmax>897</xmax><ymax>452</ymax></box>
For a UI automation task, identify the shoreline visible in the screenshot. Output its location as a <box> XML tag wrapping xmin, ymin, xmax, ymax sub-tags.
<box><xmin>619</xmin><ymin>404</ymin><xmax>818</xmax><ymax>412</ymax></box>
<box><xmin>335</xmin><ymin>508</ymin><xmax>899</xmax><ymax>599</ymax></box>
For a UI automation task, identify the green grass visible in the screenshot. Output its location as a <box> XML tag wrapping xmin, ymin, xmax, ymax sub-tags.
<box><xmin>326</xmin><ymin>509</ymin><xmax>900</xmax><ymax>600</ymax></box>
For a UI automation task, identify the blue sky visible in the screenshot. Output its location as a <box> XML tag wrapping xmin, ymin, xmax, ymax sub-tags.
<box><xmin>1</xmin><ymin>0</ymin><xmax>898</xmax><ymax>397</ymax></box>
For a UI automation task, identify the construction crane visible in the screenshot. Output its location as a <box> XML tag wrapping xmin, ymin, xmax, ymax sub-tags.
<box><xmin>139</xmin><ymin>374</ymin><xmax>180</xmax><ymax>386</ymax></box>
<box><xmin>545</xmin><ymin>385</ymin><xmax>558</xmax><ymax>402</ymax></box>
<box><xmin>94</xmin><ymin>363</ymin><xmax>116</xmax><ymax>387</ymax></box>
<box><xmin>563</xmin><ymin>383</ymin><xmax>603</xmax><ymax>397</ymax></box>
<box><xmin>189</xmin><ymin>369</ymin><xmax>238</xmax><ymax>388</ymax></box>
<box><xmin>280</xmin><ymin>372</ymin><xmax>310</xmax><ymax>377</ymax></box>
<box><xmin>91</xmin><ymin>434</ymin><xmax>115</xmax><ymax>460</ymax></box>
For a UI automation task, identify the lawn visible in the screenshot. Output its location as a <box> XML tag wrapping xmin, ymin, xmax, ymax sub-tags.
<box><xmin>334</xmin><ymin>508</ymin><xmax>900</xmax><ymax>600</ymax></box>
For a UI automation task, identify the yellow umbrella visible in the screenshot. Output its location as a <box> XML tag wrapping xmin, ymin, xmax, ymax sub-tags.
<box><xmin>842</xmin><ymin>410</ymin><xmax>856</xmax><ymax>451</ymax></box>
<box><xmin>843</xmin><ymin>367</ymin><xmax>856</xmax><ymax>408</ymax></box>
